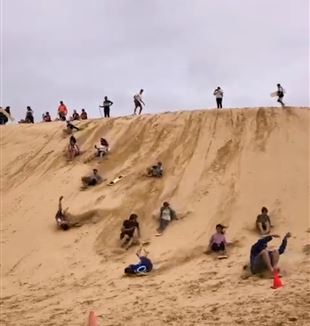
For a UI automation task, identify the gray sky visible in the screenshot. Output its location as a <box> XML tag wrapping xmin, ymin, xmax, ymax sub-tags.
<box><xmin>1</xmin><ymin>0</ymin><xmax>309</xmax><ymax>121</ymax></box>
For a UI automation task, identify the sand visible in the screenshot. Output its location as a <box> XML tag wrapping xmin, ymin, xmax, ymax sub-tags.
<box><xmin>1</xmin><ymin>107</ymin><xmax>310</xmax><ymax>325</ymax></box>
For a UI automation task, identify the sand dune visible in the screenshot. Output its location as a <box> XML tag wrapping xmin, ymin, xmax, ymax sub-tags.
<box><xmin>1</xmin><ymin>107</ymin><xmax>310</xmax><ymax>325</ymax></box>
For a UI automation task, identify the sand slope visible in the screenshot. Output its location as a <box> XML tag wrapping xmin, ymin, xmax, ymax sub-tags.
<box><xmin>1</xmin><ymin>107</ymin><xmax>310</xmax><ymax>326</ymax></box>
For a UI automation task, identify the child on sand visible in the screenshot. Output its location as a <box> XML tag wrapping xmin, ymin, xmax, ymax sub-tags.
<box><xmin>147</xmin><ymin>162</ymin><xmax>163</xmax><ymax>177</ymax></box>
<box><xmin>208</xmin><ymin>224</ymin><xmax>228</xmax><ymax>255</ymax></box>
<box><xmin>120</xmin><ymin>214</ymin><xmax>140</xmax><ymax>250</ymax></box>
<box><xmin>68</xmin><ymin>135</ymin><xmax>80</xmax><ymax>160</ymax></box>
<box><xmin>55</xmin><ymin>196</ymin><xmax>69</xmax><ymax>230</ymax></box>
<box><xmin>124</xmin><ymin>245</ymin><xmax>153</xmax><ymax>275</ymax></box>
<box><xmin>256</xmin><ymin>207</ymin><xmax>271</xmax><ymax>235</ymax></box>
<box><xmin>156</xmin><ymin>202</ymin><xmax>177</xmax><ymax>236</ymax></box>
<box><xmin>81</xmin><ymin>169</ymin><xmax>103</xmax><ymax>188</ymax></box>
<box><xmin>95</xmin><ymin>138</ymin><xmax>109</xmax><ymax>159</ymax></box>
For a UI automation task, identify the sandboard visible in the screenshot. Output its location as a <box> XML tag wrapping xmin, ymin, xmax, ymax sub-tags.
<box><xmin>270</xmin><ymin>91</ymin><xmax>278</xmax><ymax>98</ymax></box>
<box><xmin>217</xmin><ymin>255</ymin><xmax>228</xmax><ymax>259</ymax></box>
<box><xmin>107</xmin><ymin>175</ymin><xmax>124</xmax><ymax>186</ymax></box>
<box><xmin>0</xmin><ymin>108</ymin><xmax>15</xmax><ymax>122</ymax></box>
<box><xmin>124</xmin><ymin>271</ymin><xmax>149</xmax><ymax>277</ymax></box>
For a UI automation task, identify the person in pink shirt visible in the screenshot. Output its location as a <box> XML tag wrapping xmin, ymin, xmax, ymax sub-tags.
<box><xmin>208</xmin><ymin>224</ymin><xmax>228</xmax><ymax>254</ymax></box>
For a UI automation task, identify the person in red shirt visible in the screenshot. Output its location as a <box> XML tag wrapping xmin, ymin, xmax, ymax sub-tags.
<box><xmin>58</xmin><ymin>101</ymin><xmax>68</xmax><ymax>121</ymax></box>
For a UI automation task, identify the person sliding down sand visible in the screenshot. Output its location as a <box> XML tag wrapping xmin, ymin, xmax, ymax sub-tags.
<box><xmin>147</xmin><ymin>161</ymin><xmax>163</xmax><ymax>177</ymax></box>
<box><xmin>156</xmin><ymin>202</ymin><xmax>177</xmax><ymax>236</ymax></box>
<box><xmin>250</xmin><ymin>232</ymin><xmax>291</xmax><ymax>275</ymax></box>
<box><xmin>124</xmin><ymin>245</ymin><xmax>153</xmax><ymax>275</ymax></box>
<box><xmin>67</xmin><ymin>135</ymin><xmax>80</xmax><ymax>160</ymax></box>
<box><xmin>120</xmin><ymin>214</ymin><xmax>140</xmax><ymax>250</ymax></box>
<box><xmin>65</xmin><ymin>120</ymin><xmax>80</xmax><ymax>135</ymax></box>
<box><xmin>208</xmin><ymin>224</ymin><xmax>229</xmax><ymax>256</ymax></box>
<box><xmin>55</xmin><ymin>196</ymin><xmax>69</xmax><ymax>230</ymax></box>
<box><xmin>94</xmin><ymin>138</ymin><xmax>109</xmax><ymax>159</ymax></box>
<box><xmin>256</xmin><ymin>207</ymin><xmax>271</xmax><ymax>235</ymax></box>
<box><xmin>81</xmin><ymin>169</ymin><xmax>103</xmax><ymax>188</ymax></box>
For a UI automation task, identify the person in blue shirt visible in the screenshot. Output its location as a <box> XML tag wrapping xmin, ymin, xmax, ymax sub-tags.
<box><xmin>250</xmin><ymin>232</ymin><xmax>291</xmax><ymax>274</ymax></box>
<box><xmin>124</xmin><ymin>246</ymin><xmax>153</xmax><ymax>275</ymax></box>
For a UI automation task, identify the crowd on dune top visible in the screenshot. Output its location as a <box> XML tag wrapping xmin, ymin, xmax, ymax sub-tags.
<box><xmin>0</xmin><ymin>84</ymin><xmax>287</xmax><ymax>125</ymax></box>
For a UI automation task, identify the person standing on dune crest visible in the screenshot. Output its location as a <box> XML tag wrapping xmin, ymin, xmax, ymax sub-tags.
<box><xmin>133</xmin><ymin>89</ymin><xmax>145</xmax><ymax>115</ymax></box>
<box><xmin>213</xmin><ymin>86</ymin><xmax>224</xmax><ymax>109</ymax></box>
<box><xmin>276</xmin><ymin>83</ymin><xmax>285</xmax><ymax>107</ymax></box>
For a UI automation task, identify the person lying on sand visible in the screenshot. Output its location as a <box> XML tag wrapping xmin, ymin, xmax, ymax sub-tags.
<box><xmin>250</xmin><ymin>232</ymin><xmax>291</xmax><ymax>275</ymax></box>
<box><xmin>156</xmin><ymin>202</ymin><xmax>177</xmax><ymax>236</ymax></box>
<box><xmin>55</xmin><ymin>196</ymin><xmax>69</xmax><ymax>230</ymax></box>
<box><xmin>146</xmin><ymin>161</ymin><xmax>163</xmax><ymax>177</ymax></box>
<box><xmin>95</xmin><ymin>138</ymin><xmax>110</xmax><ymax>159</ymax></box>
<box><xmin>67</xmin><ymin>135</ymin><xmax>80</xmax><ymax>160</ymax></box>
<box><xmin>124</xmin><ymin>245</ymin><xmax>153</xmax><ymax>275</ymax></box>
<box><xmin>120</xmin><ymin>214</ymin><xmax>140</xmax><ymax>250</ymax></box>
<box><xmin>207</xmin><ymin>224</ymin><xmax>231</xmax><ymax>256</ymax></box>
<box><xmin>256</xmin><ymin>206</ymin><xmax>271</xmax><ymax>235</ymax></box>
<box><xmin>81</xmin><ymin>169</ymin><xmax>103</xmax><ymax>188</ymax></box>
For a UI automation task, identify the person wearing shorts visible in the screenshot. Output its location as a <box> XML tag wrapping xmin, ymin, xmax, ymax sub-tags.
<box><xmin>250</xmin><ymin>232</ymin><xmax>291</xmax><ymax>274</ymax></box>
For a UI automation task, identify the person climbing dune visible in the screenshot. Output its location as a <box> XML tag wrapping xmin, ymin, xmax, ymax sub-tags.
<box><xmin>256</xmin><ymin>206</ymin><xmax>271</xmax><ymax>235</ymax></box>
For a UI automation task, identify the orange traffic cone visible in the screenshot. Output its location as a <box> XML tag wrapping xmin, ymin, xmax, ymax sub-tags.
<box><xmin>271</xmin><ymin>271</ymin><xmax>283</xmax><ymax>289</ymax></box>
<box><xmin>88</xmin><ymin>311</ymin><xmax>98</xmax><ymax>326</ymax></box>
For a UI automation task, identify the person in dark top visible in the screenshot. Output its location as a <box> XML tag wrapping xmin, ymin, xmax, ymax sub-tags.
<box><xmin>120</xmin><ymin>214</ymin><xmax>140</xmax><ymax>250</ymax></box>
<box><xmin>276</xmin><ymin>83</ymin><xmax>285</xmax><ymax>107</ymax></box>
<box><xmin>156</xmin><ymin>202</ymin><xmax>177</xmax><ymax>235</ymax></box>
<box><xmin>55</xmin><ymin>196</ymin><xmax>69</xmax><ymax>230</ymax></box>
<box><xmin>25</xmin><ymin>106</ymin><xmax>34</xmax><ymax>123</ymax></box>
<box><xmin>147</xmin><ymin>161</ymin><xmax>163</xmax><ymax>177</ymax></box>
<box><xmin>81</xmin><ymin>169</ymin><xmax>103</xmax><ymax>188</ymax></box>
<box><xmin>124</xmin><ymin>245</ymin><xmax>153</xmax><ymax>275</ymax></box>
<box><xmin>256</xmin><ymin>206</ymin><xmax>271</xmax><ymax>235</ymax></box>
<box><xmin>65</xmin><ymin>120</ymin><xmax>80</xmax><ymax>134</ymax></box>
<box><xmin>68</xmin><ymin>135</ymin><xmax>80</xmax><ymax>160</ymax></box>
<box><xmin>99</xmin><ymin>96</ymin><xmax>113</xmax><ymax>118</ymax></box>
<box><xmin>0</xmin><ymin>106</ymin><xmax>10</xmax><ymax>125</ymax></box>
<box><xmin>72</xmin><ymin>110</ymin><xmax>80</xmax><ymax>120</ymax></box>
<box><xmin>42</xmin><ymin>112</ymin><xmax>52</xmax><ymax>122</ymax></box>
<box><xmin>250</xmin><ymin>232</ymin><xmax>291</xmax><ymax>274</ymax></box>
<box><xmin>80</xmin><ymin>109</ymin><xmax>88</xmax><ymax>120</ymax></box>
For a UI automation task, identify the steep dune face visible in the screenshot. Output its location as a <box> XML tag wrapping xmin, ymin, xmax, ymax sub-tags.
<box><xmin>1</xmin><ymin>107</ymin><xmax>310</xmax><ymax>326</ymax></box>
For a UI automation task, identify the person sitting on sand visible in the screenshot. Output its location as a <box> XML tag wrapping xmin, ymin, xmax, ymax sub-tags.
<box><xmin>19</xmin><ymin>106</ymin><xmax>34</xmax><ymax>124</ymax></box>
<box><xmin>68</xmin><ymin>135</ymin><xmax>80</xmax><ymax>160</ymax></box>
<box><xmin>256</xmin><ymin>206</ymin><xmax>271</xmax><ymax>235</ymax></box>
<box><xmin>95</xmin><ymin>138</ymin><xmax>110</xmax><ymax>158</ymax></box>
<box><xmin>147</xmin><ymin>161</ymin><xmax>163</xmax><ymax>177</ymax></box>
<box><xmin>42</xmin><ymin>112</ymin><xmax>52</xmax><ymax>122</ymax></box>
<box><xmin>208</xmin><ymin>224</ymin><xmax>228</xmax><ymax>255</ymax></box>
<box><xmin>80</xmin><ymin>109</ymin><xmax>88</xmax><ymax>120</ymax></box>
<box><xmin>120</xmin><ymin>214</ymin><xmax>140</xmax><ymax>250</ymax></box>
<box><xmin>72</xmin><ymin>109</ymin><xmax>80</xmax><ymax>121</ymax></box>
<box><xmin>156</xmin><ymin>202</ymin><xmax>177</xmax><ymax>235</ymax></box>
<box><xmin>124</xmin><ymin>245</ymin><xmax>153</xmax><ymax>275</ymax></box>
<box><xmin>81</xmin><ymin>169</ymin><xmax>103</xmax><ymax>188</ymax></box>
<box><xmin>55</xmin><ymin>196</ymin><xmax>69</xmax><ymax>230</ymax></box>
<box><xmin>250</xmin><ymin>232</ymin><xmax>291</xmax><ymax>275</ymax></box>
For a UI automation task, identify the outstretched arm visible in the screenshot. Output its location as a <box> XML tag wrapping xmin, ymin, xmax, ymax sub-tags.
<box><xmin>58</xmin><ymin>196</ymin><xmax>64</xmax><ymax>212</ymax></box>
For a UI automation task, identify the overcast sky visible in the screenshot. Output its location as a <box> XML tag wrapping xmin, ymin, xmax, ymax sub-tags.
<box><xmin>1</xmin><ymin>0</ymin><xmax>309</xmax><ymax>121</ymax></box>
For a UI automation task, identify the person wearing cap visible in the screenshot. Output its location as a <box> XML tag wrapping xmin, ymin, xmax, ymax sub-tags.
<box><xmin>81</xmin><ymin>169</ymin><xmax>103</xmax><ymax>188</ymax></box>
<box><xmin>208</xmin><ymin>224</ymin><xmax>228</xmax><ymax>254</ymax></box>
<box><xmin>120</xmin><ymin>214</ymin><xmax>140</xmax><ymax>250</ymax></box>
<box><xmin>94</xmin><ymin>138</ymin><xmax>110</xmax><ymax>159</ymax></box>
<box><xmin>156</xmin><ymin>202</ymin><xmax>177</xmax><ymax>235</ymax></box>
<box><xmin>147</xmin><ymin>161</ymin><xmax>163</xmax><ymax>177</ymax></box>
<box><xmin>256</xmin><ymin>207</ymin><xmax>271</xmax><ymax>235</ymax></box>
<box><xmin>250</xmin><ymin>232</ymin><xmax>291</xmax><ymax>274</ymax></box>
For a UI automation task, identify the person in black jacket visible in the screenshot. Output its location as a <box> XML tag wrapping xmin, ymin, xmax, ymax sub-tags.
<box><xmin>99</xmin><ymin>96</ymin><xmax>113</xmax><ymax>118</ymax></box>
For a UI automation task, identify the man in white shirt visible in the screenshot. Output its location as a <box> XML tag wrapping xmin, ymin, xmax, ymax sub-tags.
<box><xmin>133</xmin><ymin>89</ymin><xmax>145</xmax><ymax>115</ymax></box>
<box><xmin>213</xmin><ymin>87</ymin><xmax>224</xmax><ymax>109</ymax></box>
<box><xmin>156</xmin><ymin>202</ymin><xmax>177</xmax><ymax>236</ymax></box>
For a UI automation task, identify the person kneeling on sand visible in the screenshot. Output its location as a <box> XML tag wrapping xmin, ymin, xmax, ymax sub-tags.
<box><xmin>208</xmin><ymin>224</ymin><xmax>229</xmax><ymax>255</ymax></box>
<box><xmin>124</xmin><ymin>245</ymin><xmax>153</xmax><ymax>275</ymax></box>
<box><xmin>120</xmin><ymin>214</ymin><xmax>140</xmax><ymax>250</ymax></box>
<box><xmin>256</xmin><ymin>206</ymin><xmax>271</xmax><ymax>235</ymax></box>
<box><xmin>81</xmin><ymin>169</ymin><xmax>103</xmax><ymax>188</ymax></box>
<box><xmin>156</xmin><ymin>202</ymin><xmax>177</xmax><ymax>236</ymax></box>
<box><xmin>55</xmin><ymin>196</ymin><xmax>70</xmax><ymax>230</ymax></box>
<box><xmin>95</xmin><ymin>138</ymin><xmax>110</xmax><ymax>159</ymax></box>
<box><xmin>250</xmin><ymin>232</ymin><xmax>291</xmax><ymax>275</ymax></box>
<box><xmin>147</xmin><ymin>161</ymin><xmax>163</xmax><ymax>177</ymax></box>
<box><xmin>68</xmin><ymin>135</ymin><xmax>80</xmax><ymax>160</ymax></box>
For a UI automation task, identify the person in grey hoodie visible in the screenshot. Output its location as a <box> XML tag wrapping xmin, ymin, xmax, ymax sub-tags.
<box><xmin>213</xmin><ymin>87</ymin><xmax>224</xmax><ymax>109</ymax></box>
